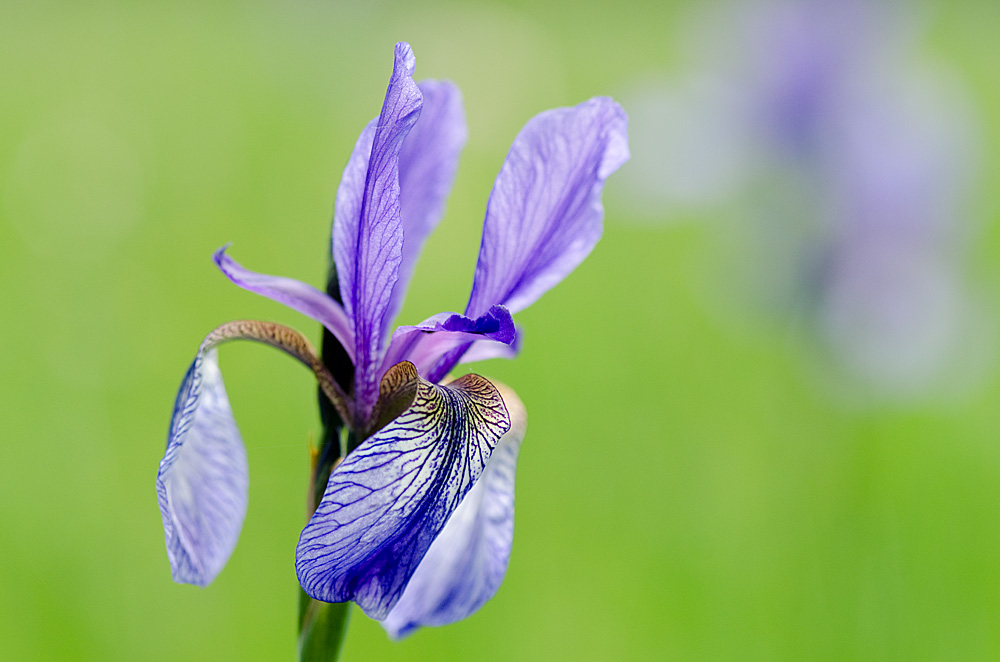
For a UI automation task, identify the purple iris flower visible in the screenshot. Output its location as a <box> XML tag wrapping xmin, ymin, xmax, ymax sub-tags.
<box><xmin>156</xmin><ymin>42</ymin><xmax>628</xmax><ymax>638</ymax></box>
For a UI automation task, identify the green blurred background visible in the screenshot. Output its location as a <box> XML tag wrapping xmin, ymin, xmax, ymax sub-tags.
<box><xmin>3</xmin><ymin>1</ymin><xmax>1000</xmax><ymax>660</ymax></box>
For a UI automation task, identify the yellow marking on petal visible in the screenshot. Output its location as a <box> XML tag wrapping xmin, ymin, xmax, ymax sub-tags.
<box><xmin>308</xmin><ymin>431</ymin><xmax>319</xmax><ymax>471</ymax></box>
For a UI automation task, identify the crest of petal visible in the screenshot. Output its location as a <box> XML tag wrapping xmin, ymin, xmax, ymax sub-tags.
<box><xmin>381</xmin><ymin>384</ymin><xmax>527</xmax><ymax>639</ymax></box>
<box><xmin>332</xmin><ymin>42</ymin><xmax>423</xmax><ymax>422</ymax></box>
<box><xmin>380</xmin><ymin>304</ymin><xmax>515</xmax><ymax>378</ymax></box>
<box><xmin>383</xmin><ymin>80</ymin><xmax>467</xmax><ymax>339</ymax></box>
<box><xmin>156</xmin><ymin>347</ymin><xmax>249</xmax><ymax>586</ymax></box>
<box><xmin>466</xmin><ymin>96</ymin><xmax>630</xmax><ymax>318</ymax></box>
<box><xmin>214</xmin><ymin>247</ymin><xmax>354</xmax><ymax>363</ymax></box>
<box><xmin>295</xmin><ymin>364</ymin><xmax>510</xmax><ymax>619</ymax></box>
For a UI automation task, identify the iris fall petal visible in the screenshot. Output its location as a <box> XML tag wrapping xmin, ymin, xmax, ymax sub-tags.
<box><xmin>381</xmin><ymin>384</ymin><xmax>527</xmax><ymax>639</ymax></box>
<box><xmin>156</xmin><ymin>347</ymin><xmax>249</xmax><ymax>587</ymax></box>
<box><xmin>295</xmin><ymin>362</ymin><xmax>510</xmax><ymax>618</ymax></box>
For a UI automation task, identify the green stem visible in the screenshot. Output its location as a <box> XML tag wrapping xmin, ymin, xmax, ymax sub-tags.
<box><xmin>297</xmin><ymin>425</ymin><xmax>355</xmax><ymax>661</ymax></box>
<box><xmin>298</xmin><ymin>591</ymin><xmax>350</xmax><ymax>662</ymax></box>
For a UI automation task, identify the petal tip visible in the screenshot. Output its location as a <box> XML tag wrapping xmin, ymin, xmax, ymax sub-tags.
<box><xmin>212</xmin><ymin>243</ymin><xmax>233</xmax><ymax>266</ymax></box>
<box><xmin>588</xmin><ymin>96</ymin><xmax>630</xmax><ymax>177</ymax></box>
<box><xmin>394</xmin><ymin>42</ymin><xmax>416</xmax><ymax>76</ymax></box>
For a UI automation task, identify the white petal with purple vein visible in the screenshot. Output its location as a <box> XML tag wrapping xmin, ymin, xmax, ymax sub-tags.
<box><xmin>156</xmin><ymin>348</ymin><xmax>249</xmax><ymax>587</ymax></box>
<box><xmin>295</xmin><ymin>365</ymin><xmax>510</xmax><ymax>619</ymax></box>
<box><xmin>382</xmin><ymin>384</ymin><xmax>527</xmax><ymax>639</ymax></box>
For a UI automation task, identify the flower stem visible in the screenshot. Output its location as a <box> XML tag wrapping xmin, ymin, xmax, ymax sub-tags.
<box><xmin>298</xmin><ymin>592</ymin><xmax>350</xmax><ymax>662</ymax></box>
<box><xmin>298</xmin><ymin>425</ymin><xmax>355</xmax><ymax>661</ymax></box>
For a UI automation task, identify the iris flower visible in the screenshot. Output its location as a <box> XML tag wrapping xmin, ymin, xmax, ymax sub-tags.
<box><xmin>156</xmin><ymin>42</ymin><xmax>628</xmax><ymax>638</ymax></box>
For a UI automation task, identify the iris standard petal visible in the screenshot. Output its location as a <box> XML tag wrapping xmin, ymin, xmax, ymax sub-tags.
<box><xmin>384</xmin><ymin>80</ymin><xmax>467</xmax><ymax>339</ymax></box>
<box><xmin>295</xmin><ymin>363</ymin><xmax>510</xmax><ymax>619</ymax></box>
<box><xmin>214</xmin><ymin>247</ymin><xmax>355</xmax><ymax>363</ymax></box>
<box><xmin>381</xmin><ymin>384</ymin><xmax>527</xmax><ymax>639</ymax></box>
<box><xmin>332</xmin><ymin>42</ymin><xmax>423</xmax><ymax>423</ymax></box>
<box><xmin>331</xmin><ymin>117</ymin><xmax>376</xmax><ymax>292</ymax></box>
<box><xmin>380</xmin><ymin>304</ymin><xmax>515</xmax><ymax>378</ymax></box>
<box><xmin>466</xmin><ymin>96</ymin><xmax>630</xmax><ymax>318</ymax></box>
<box><xmin>156</xmin><ymin>347</ymin><xmax>249</xmax><ymax>587</ymax></box>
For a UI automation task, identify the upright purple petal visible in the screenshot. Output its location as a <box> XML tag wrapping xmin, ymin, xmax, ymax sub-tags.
<box><xmin>156</xmin><ymin>346</ymin><xmax>248</xmax><ymax>587</ymax></box>
<box><xmin>384</xmin><ymin>80</ymin><xmax>467</xmax><ymax>337</ymax></box>
<box><xmin>332</xmin><ymin>42</ymin><xmax>423</xmax><ymax>424</ymax></box>
<box><xmin>382</xmin><ymin>384</ymin><xmax>527</xmax><ymax>639</ymax></box>
<box><xmin>331</xmin><ymin>118</ymin><xmax>376</xmax><ymax>288</ymax></box>
<box><xmin>215</xmin><ymin>247</ymin><xmax>355</xmax><ymax>364</ymax></box>
<box><xmin>466</xmin><ymin>97</ymin><xmax>630</xmax><ymax>318</ymax></box>
<box><xmin>295</xmin><ymin>366</ymin><xmax>511</xmax><ymax>619</ymax></box>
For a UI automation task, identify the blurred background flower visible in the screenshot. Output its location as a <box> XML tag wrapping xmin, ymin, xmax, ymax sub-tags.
<box><xmin>617</xmin><ymin>0</ymin><xmax>991</xmax><ymax>402</ymax></box>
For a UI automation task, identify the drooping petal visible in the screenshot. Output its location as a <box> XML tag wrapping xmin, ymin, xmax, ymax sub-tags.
<box><xmin>332</xmin><ymin>42</ymin><xmax>423</xmax><ymax>423</ymax></box>
<box><xmin>465</xmin><ymin>96</ymin><xmax>630</xmax><ymax>318</ymax></box>
<box><xmin>295</xmin><ymin>362</ymin><xmax>511</xmax><ymax>619</ymax></box>
<box><xmin>384</xmin><ymin>80</ymin><xmax>467</xmax><ymax>338</ymax></box>
<box><xmin>381</xmin><ymin>384</ymin><xmax>527</xmax><ymax>639</ymax></box>
<box><xmin>214</xmin><ymin>247</ymin><xmax>355</xmax><ymax>364</ymax></box>
<box><xmin>156</xmin><ymin>347</ymin><xmax>248</xmax><ymax>587</ymax></box>
<box><xmin>380</xmin><ymin>305</ymin><xmax>515</xmax><ymax>378</ymax></box>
